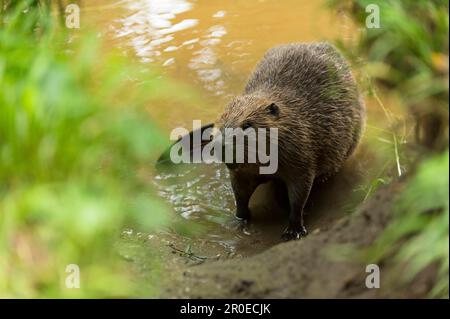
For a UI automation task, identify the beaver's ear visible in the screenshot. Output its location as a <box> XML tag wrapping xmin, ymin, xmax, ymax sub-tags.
<box><xmin>266</xmin><ymin>103</ymin><xmax>279</xmax><ymax>116</ymax></box>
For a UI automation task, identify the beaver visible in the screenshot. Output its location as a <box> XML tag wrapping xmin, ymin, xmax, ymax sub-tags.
<box><xmin>216</xmin><ymin>42</ymin><xmax>365</xmax><ymax>240</ymax></box>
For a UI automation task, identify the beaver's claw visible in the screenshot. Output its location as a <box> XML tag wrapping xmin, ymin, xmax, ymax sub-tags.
<box><xmin>281</xmin><ymin>225</ymin><xmax>307</xmax><ymax>241</ymax></box>
<box><xmin>230</xmin><ymin>216</ymin><xmax>251</xmax><ymax>235</ymax></box>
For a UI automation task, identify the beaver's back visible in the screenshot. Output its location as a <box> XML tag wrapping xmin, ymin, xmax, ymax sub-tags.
<box><xmin>244</xmin><ymin>43</ymin><xmax>365</xmax><ymax>176</ymax></box>
<box><xmin>245</xmin><ymin>42</ymin><xmax>358</xmax><ymax>106</ymax></box>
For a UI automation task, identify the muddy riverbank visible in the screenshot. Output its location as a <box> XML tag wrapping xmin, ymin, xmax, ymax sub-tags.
<box><xmin>160</xmin><ymin>178</ymin><xmax>436</xmax><ymax>298</ymax></box>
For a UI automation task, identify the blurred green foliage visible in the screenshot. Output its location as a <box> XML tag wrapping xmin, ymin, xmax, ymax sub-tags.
<box><xmin>369</xmin><ymin>151</ymin><xmax>449</xmax><ymax>297</ymax></box>
<box><xmin>331</xmin><ymin>0</ymin><xmax>449</xmax><ymax>149</ymax></box>
<box><xmin>0</xmin><ymin>0</ymin><xmax>180</xmax><ymax>297</ymax></box>
<box><xmin>329</xmin><ymin>0</ymin><xmax>449</xmax><ymax>297</ymax></box>
<box><xmin>331</xmin><ymin>0</ymin><xmax>448</xmax><ymax>101</ymax></box>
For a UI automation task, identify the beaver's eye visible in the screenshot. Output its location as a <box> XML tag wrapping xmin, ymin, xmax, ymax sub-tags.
<box><xmin>241</xmin><ymin>121</ymin><xmax>253</xmax><ymax>130</ymax></box>
<box><xmin>267</xmin><ymin>103</ymin><xmax>279</xmax><ymax>116</ymax></box>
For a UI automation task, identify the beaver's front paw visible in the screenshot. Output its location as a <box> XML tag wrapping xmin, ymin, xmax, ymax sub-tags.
<box><xmin>230</xmin><ymin>215</ymin><xmax>251</xmax><ymax>235</ymax></box>
<box><xmin>281</xmin><ymin>225</ymin><xmax>307</xmax><ymax>241</ymax></box>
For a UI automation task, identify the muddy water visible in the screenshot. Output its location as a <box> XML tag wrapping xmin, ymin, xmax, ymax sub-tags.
<box><xmin>84</xmin><ymin>0</ymin><xmax>377</xmax><ymax>273</ymax></box>
<box><xmin>88</xmin><ymin>0</ymin><xmax>356</xmax><ymax>129</ymax></box>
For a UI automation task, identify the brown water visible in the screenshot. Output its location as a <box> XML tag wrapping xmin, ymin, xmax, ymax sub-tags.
<box><xmin>84</xmin><ymin>0</ymin><xmax>394</xmax><ymax>267</ymax></box>
<box><xmin>87</xmin><ymin>0</ymin><xmax>357</xmax><ymax>129</ymax></box>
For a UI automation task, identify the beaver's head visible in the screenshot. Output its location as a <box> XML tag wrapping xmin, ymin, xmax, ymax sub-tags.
<box><xmin>215</xmin><ymin>94</ymin><xmax>281</xmax><ymax>172</ymax></box>
<box><xmin>217</xmin><ymin>95</ymin><xmax>281</xmax><ymax>131</ymax></box>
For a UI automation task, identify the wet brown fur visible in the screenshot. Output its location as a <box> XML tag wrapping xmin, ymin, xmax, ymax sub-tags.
<box><xmin>216</xmin><ymin>42</ymin><xmax>365</xmax><ymax>240</ymax></box>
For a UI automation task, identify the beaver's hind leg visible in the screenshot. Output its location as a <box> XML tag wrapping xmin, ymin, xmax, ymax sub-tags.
<box><xmin>282</xmin><ymin>173</ymin><xmax>314</xmax><ymax>241</ymax></box>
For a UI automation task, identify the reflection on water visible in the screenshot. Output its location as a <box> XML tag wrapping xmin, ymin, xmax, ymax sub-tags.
<box><xmin>117</xmin><ymin>0</ymin><xmax>229</xmax><ymax>95</ymax></box>
<box><xmin>117</xmin><ymin>0</ymin><xmax>197</xmax><ymax>62</ymax></box>
<box><xmin>189</xmin><ymin>24</ymin><xmax>228</xmax><ymax>94</ymax></box>
<box><xmin>153</xmin><ymin>163</ymin><xmax>258</xmax><ymax>253</ymax></box>
<box><xmin>154</xmin><ymin>164</ymin><xmax>233</xmax><ymax>222</ymax></box>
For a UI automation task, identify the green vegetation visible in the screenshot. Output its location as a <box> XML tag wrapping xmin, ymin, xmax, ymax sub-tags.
<box><xmin>331</xmin><ymin>0</ymin><xmax>448</xmax><ymax>149</ymax></box>
<box><xmin>330</xmin><ymin>0</ymin><xmax>449</xmax><ymax>297</ymax></box>
<box><xmin>372</xmin><ymin>151</ymin><xmax>449</xmax><ymax>297</ymax></box>
<box><xmin>0</xmin><ymin>0</ymin><xmax>180</xmax><ymax>297</ymax></box>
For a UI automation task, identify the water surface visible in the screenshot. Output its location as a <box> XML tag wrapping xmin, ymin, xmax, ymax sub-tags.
<box><xmin>85</xmin><ymin>0</ymin><xmax>375</xmax><ymax>261</ymax></box>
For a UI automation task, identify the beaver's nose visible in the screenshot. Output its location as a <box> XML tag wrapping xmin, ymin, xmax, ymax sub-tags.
<box><xmin>225</xmin><ymin>162</ymin><xmax>238</xmax><ymax>170</ymax></box>
<box><xmin>241</xmin><ymin>121</ymin><xmax>253</xmax><ymax>130</ymax></box>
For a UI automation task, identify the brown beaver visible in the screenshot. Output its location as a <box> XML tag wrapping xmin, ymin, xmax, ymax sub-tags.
<box><xmin>216</xmin><ymin>42</ymin><xmax>365</xmax><ymax>240</ymax></box>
